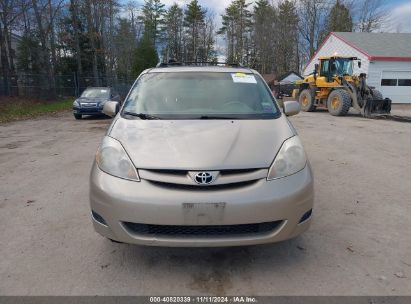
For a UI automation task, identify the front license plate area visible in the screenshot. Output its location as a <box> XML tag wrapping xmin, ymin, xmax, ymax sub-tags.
<box><xmin>182</xmin><ymin>202</ymin><xmax>226</xmax><ymax>225</ymax></box>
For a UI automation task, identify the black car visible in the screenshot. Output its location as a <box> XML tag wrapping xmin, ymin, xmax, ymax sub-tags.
<box><xmin>73</xmin><ymin>87</ymin><xmax>121</xmax><ymax>119</ymax></box>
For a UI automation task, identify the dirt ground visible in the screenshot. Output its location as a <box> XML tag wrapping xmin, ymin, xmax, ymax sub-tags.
<box><xmin>0</xmin><ymin>106</ymin><xmax>410</xmax><ymax>295</ymax></box>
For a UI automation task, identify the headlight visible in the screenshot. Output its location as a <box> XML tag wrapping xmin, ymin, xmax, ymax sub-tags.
<box><xmin>96</xmin><ymin>136</ymin><xmax>140</xmax><ymax>181</ymax></box>
<box><xmin>267</xmin><ymin>136</ymin><xmax>307</xmax><ymax>180</ymax></box>
<box><xmin>73</xmin><ymin>100</ymin><xmax>80</xmax><ymax>107</ymax></box>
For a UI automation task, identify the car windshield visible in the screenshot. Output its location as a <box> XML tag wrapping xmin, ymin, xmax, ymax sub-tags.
<box><xmin>81</xmin><ymin>88</ymin><xmax>110</xmax><ymax>98</ymax></box>
<box><xmin>122</xmin><ymin>72</ymin><xmax>279</xmax><ymax>119</ymax></box>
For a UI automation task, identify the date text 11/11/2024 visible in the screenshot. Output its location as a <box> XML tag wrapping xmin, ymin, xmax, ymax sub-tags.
<box><xmin>149</xmin><ymin>296</ymin><xmax>258</xmax><ymax>303</ymax></box>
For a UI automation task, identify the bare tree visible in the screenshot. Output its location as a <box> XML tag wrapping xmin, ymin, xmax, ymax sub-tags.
<box><xmin>298</xmin><ymin>0</ymin><xmax>329</xmax><ymax>64</ymax></box>
<box><xmin>69</xmin><ymin>0</ymin><xmax>82</xmax><ymax>78</ymax></box>
<box><xmin>0</xmin><ymin>0</ymin><xmax>31</xmax><ymax>94</ymax></box>
<box><xmin>356</xmin><ymin>0</ymin><xmax>387</xmax><ymax>32</ymax></box>
<box><xmin>84</xmin><ymin>0</ymin><xmax>99</xmax><ymax>85</ymax></box>
<box><xmin>31</xmin><ymin>0</ymin><xmax>65</xmax><ymax>97</ymax></box>
<box><xmin>125</xmin><ymin>1</ymin><xmax>142</xmax><ymax>39</ymax></box>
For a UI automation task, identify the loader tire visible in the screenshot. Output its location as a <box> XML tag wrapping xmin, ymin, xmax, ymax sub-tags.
<box><xmin>371</xmin><ymin>89</ymin><xmax>383</xmax><ymax>99</ymax></box>
<box><xmin>299</xmin><ymin>89</ymin><xmax>316</xmax><ymax>112</ymax></box>
<box><xmin>327</xmin><ymin>89</ymin><xmax>351</xmax><ymax>116</ymax></box>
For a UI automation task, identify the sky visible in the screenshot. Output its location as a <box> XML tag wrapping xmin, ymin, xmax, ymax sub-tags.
<box><xmin>387</xmin><ymin>0</ymin><xmax>411</xmax><ymax>32</ymax></box>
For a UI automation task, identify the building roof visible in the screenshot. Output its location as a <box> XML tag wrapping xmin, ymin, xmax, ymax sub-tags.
<box><xmin>278</xmin><ymin>71</ymin><xmax>303</xmax><ymax>82</ymax></box>
<box><xmin>332</xmin><ymin>32</ymin><xmax>411</xmax><ymax>60</ymax></box>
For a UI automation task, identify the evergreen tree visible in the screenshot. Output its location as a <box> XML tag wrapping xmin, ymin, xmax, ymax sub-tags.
<box><xmin>16</xmin><ymin>33</ymin><xmax>42</xmax><ymax>74</ymax></box>
<box><xmin>219</xmin><ymin>0</ymin><xmax>252</xmax><ymax>64</ymax></box>
<box><xmin>115</xmin><ymin>18</ymin><xmax>139</xmax><ymax>79</ymax></box>
<box><xmin>277</xmin><ymin>0</ymin><xmax>299</xmax><ymax>74</ymax></box>
<box><xmin>59</xmin><ymin>3</ymin><xmax>93</xmax><ymax>76</ymax></box>
<box><xmin>252</xmin><ymin>0</ymin><xmax>276</xmax><ymax>73</ymax></box>
<box><xmin>140</xmin><ymin>0</ymin><xmax>166</xmax><ymax>47</ymax></box>
<box><xmin>326</xmin><ymin>0</ymin><xmax>353</xmax><ymax>32</ymax></box>
<box><xmin>197</xmin><ymin>12</ymin><xmax>217</xmax><ymax>62</ymax></box>
<box><xmin>163</xmin><ymin>4</ymin><xmax>184</xmax><ymax>61</ymax></box>
<box><xmin>132</xmin><ymin>34</ymin><xmax>159</xmax><ymax>77</ymax></box>
<box><xmin>184</xmin><ymin>0</ymin><xmax>206</xmax><ymax>62</ymax></box>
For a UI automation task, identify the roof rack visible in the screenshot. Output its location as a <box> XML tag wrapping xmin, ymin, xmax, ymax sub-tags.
<box><xmin>156</xmin><ymin>61</ymin><xmax>245</xmax><ymax>68</ymax></box>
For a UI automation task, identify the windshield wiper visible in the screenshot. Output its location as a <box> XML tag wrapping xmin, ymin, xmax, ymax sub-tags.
<box><xmin>198</xmin><ymin>115</ymin><xmax>237</xmax><ymax>119</ymax></box>
<box><xmin>123</xmin><ymin>111</ymin><xmax>161</xmax><ymax>120</ymax></box>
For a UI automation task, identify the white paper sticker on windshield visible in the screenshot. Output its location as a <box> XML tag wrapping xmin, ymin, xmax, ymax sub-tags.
<box><xmin>231</xmin><ymin>73</ymin><xmax>257</xmax><ymax>84</ymax></box>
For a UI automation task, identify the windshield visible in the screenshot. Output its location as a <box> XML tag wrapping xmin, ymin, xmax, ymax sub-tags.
<box><xmin>81</xmin><ymin>88</ymin><xmax>110</xmax><ymax>98</ymax></box>
<box><xmin>122</xmin><ymin>72</ymin><xmax>279</xmax><ymax>119</ymax></box>
<box><xmin>332</xmin><ymin>58</ymin><xmax>353</xmax><ymax>76</ymax></box>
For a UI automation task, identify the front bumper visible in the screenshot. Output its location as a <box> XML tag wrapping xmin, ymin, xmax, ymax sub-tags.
<box><xmin>73</xmin><ymin>106</ymin><xmax>104</xmax><ymax>115</ymax></box>
<box><xmin>89</xmin><ymin>163</ymin><xmax>314</xmax><ymax>247</ymax></box>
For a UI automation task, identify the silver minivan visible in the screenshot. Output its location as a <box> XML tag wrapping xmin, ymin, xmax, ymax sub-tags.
<box><xmin>89</xmin><ymin>65</ymin><xmax>314</xmax><ymax>247</ymax></box>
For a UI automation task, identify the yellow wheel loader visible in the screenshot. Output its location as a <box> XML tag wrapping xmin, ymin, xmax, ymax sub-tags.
<box><xmin>293</xmin><ymin>56</ymin><xmax>391</xmax><ymax>118</ymax></box>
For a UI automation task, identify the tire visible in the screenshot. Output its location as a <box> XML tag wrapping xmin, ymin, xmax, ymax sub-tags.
<box><xmin>298</xmin><ymin>89</ymin><xmax>316</xmax><ymax>112</ymax></box>
<box><xmin>371</xmin><ymin>89</ymin><xmax>383</xmax><ymax>99</ymax></box>
<box><xmin>327</xmin><ymin>89</ymin><xmax>351</xmax><ymax>116</ymax></box>
<box><xmin>74</xmin><ymin>114</ymin><xmax>82</xmax><ymax>120</ymax></box>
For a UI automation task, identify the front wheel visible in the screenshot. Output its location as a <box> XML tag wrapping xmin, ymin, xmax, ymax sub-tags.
<box><xmin>74</xmin><ymin>114</ymin><xmax>82</xmax><ymax>120</ymax></box>
<box><xmin>298</xmin><ymin>89</ymin><xmax>316</xmax><ymax>112</ymax></box>
<box><xmin>327</xmin><ymin>90</ymin><xmax>351</xmax><ymax>116</ymax></box>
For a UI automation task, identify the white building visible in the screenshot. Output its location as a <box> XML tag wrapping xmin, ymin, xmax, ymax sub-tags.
<box><xmin>303</xmin><ymin>32</ymin><xmax>411</xmax><ymax>104</ymax></box>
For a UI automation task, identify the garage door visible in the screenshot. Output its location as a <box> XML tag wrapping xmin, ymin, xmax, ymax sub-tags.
<box><xmin>380</xmin><ymin>71</ymin><xmax>411</xmax><ymax>103</ymax></box>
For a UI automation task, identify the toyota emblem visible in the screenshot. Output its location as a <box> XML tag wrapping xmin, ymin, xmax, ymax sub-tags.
<box><xmin>194</xmin><ymin>172</ymin><xmax>214</xmax><ymax>185</ymax></box>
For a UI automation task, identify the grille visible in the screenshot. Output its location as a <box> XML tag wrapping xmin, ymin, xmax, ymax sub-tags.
<box><xmin>147</xmin><ymin>168</ymin><xmax>260</xmax><ymax>176</ymax></box>
<box><xmin>219</xmin><ymin>168</ymin><xmax>260</xmax><ymax>176</ymax></box>
<box><xmin>80</xmin><ymin>108</ymin><xmax>99</xmax><ymax>112</ymax></box>
<box><xmin>81</xmin><ymin>103</ymin><xmax>97</xmax><ymax>107</ymax></box>
<box><xmin>139</xmin><ymin>168</ymin><xmax>267</xmax><ymax>189</ymax></box>
<box><xmin>147</xmin><ymin>179</ymin><xmax>258</xmax><ymax>191</ymax></box>
<box><xmin>146</xmin><ymin>169</ymin><xmax>187</xmax><ymax>176</ymax></box>
<box><xmin>123</xmin><ymin>221</ymin><xmax>282</xmax><ymax>237</ymax></box>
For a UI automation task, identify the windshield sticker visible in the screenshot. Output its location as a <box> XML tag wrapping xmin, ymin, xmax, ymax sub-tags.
<box><xmin>262</xmin><ymin>105</ymin><xmax>273</xmax><ymax>112</ymax></box>
<box><xmin>231</xmin><ymin>73</ymin><xmax>257</xmax><ymax>84</ymax></box>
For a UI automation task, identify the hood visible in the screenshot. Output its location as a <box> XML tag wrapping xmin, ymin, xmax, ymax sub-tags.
<box><xmin>109</xmin><ymin>117</ymin><xmax>294</xmax><ymax>170</ymax></box>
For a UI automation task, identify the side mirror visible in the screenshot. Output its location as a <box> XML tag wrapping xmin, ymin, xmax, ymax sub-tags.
<box><xmin>358</xmin><ymin>61</ymin><xmax>362</xmax><ymax>68</ymax></box>
<box><xmin>283</xmin><ymin>100</ymin><xmax>300</xmax><ymax>117</ymax></box>
<box><xmin>103</xmin><ymin>101</ymin><xmax>119</xmax><ymax>117</ymax></box>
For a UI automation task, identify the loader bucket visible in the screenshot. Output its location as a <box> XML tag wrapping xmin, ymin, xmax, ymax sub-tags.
<box><xmin>363</xmin><ymin>98</ymin><xmax>392</xmax><ymax>118</ymax></box>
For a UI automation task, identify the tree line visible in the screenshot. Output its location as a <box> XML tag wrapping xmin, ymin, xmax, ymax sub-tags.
<box><xmin>0</xmin><ymin>0</ymin><xmax>388</xmax><ymax>97</ymax></box>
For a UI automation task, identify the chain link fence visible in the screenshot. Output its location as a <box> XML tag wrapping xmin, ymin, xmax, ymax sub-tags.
<box><xmin>0</xmin><ymin>74</ymin><xmax>135</xmax><ymax>100</ymax></box>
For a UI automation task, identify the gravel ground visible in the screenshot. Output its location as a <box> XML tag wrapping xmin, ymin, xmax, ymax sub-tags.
<box><xmin>0</xmin><ymin>107</ymin><xmax>410</xmax><ymax>296</ymax></box>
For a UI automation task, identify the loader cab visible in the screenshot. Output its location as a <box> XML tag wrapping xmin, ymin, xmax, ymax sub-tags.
<box><xmin>319</xmin><ymin>60</ymin><xmax>331</xmax><ymax>81</ymax></box>
<box><xmin>316</xmin><ymin>58</ymin><xmax>337</xmax><ymax>85</ymax></box>
<box><xmin>319</xmin><ymin>57</ymin><xmax>355</xmax><ymax>83</ymax></box>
